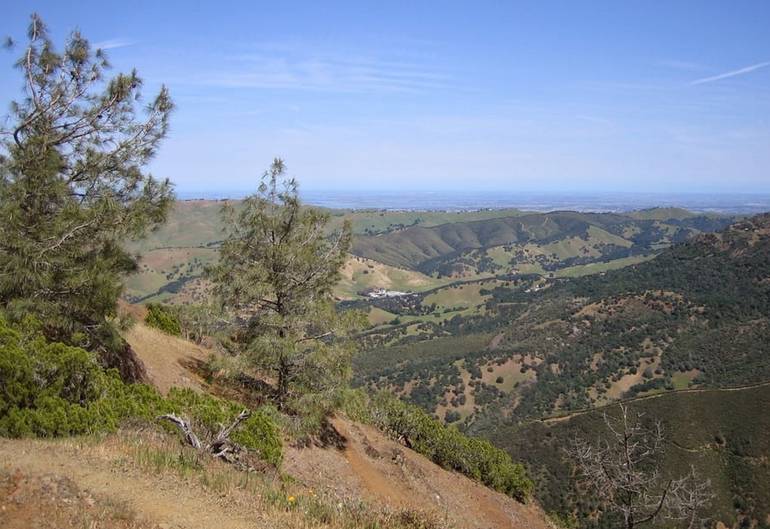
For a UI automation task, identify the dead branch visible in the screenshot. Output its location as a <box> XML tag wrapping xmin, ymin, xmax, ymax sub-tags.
<box><xmin>568</xmin><ymin>404</ymin><xmax>712</xmax><ymax>529</ymax></box>
<box><xmin>157</xmin><ymin>413</ymin><xmax>202</xmax><ymax>449</ymax></box>
<box><xmin>209</xmin><ymin>409</ymin><xmax>251</xmax><ymax>461</ymax></box>
<box><xmin>158</xmin><ymin>409</ymin><xmax>251</xmax><ymax>464</ymax></box>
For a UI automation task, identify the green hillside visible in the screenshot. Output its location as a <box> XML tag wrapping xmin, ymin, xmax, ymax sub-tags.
<box><xmin>326</xmin><ymin>207</ymin><xmax>528</xmax><ymax>235</ymax></box>
<box><xmin>352</xmin><ymin>212</ymin><xmax>627</xmax><ymax>269</ymax></box>
<box><xmin>478</xmin><ymin>384</ymin><xmax>770</xmax><ymax>528</ymax></box>
<box><xmin>127</xmin><ymin>200</ymin><xmax>530</xmax><ymax>254</ymax></box>
<box><xmin>122</xmin><ymin>202</ymin><xmax>532</xmax><ymax>302</ymax></box>
<box><xmin>356</xmin><ymin>214</ymin><xmax>770</xmax><ymax>419</ymax></box>
<box><xmin>125</xmin><ymin>204</ymin><xmax>731</xmax><ymax>303</ymax></box>
<box><xmin>351</xmin><ymin>210</ymin><xmax>735</xmax><ymax>276</ymax></box>
<box><xmin>351</xmin><ymin>214</ymin><xmax>770</xmax><ymax>528</ymax></box>
<box><xmin>626</xmin><ymin>207</ymin><xmax>697</xmax><ymax>220</ymax></box>
<box><xmin>126</xmin><ymin>200</ymin><xmax>229</xmax><ymax>254</ymax></box>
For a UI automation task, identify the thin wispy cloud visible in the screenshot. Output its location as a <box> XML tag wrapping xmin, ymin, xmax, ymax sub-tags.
<box><xmin>691</xmin><ymin>61</ymin><xmax>770</xmax><ymax>85</ymax></box>
<box><xmin>204</xmin><ymin>59</ymin><xmax>450</xmax><ymax>94</ymax></box>
<box><xmin>185</xmin><ymin>44</ymin><xmax>453</xmax><ymax>94</ymax></box>
<box><xmin>93</xmin><ymin>38</ymin><xmax>135</xmax><ymax>50</ymax></box>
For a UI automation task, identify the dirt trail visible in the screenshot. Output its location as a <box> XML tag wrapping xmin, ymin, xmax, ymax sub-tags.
<box><xmin>1</xmin><ymin>431</ymin><xmax>550</xmax><ymax>529</ymax></box>
<box><xmin>333</xmin><ymin>420</ymin><xmax>419</xmax><ymax>508</ymax></box>
<box><xmin>286</xmin><ymin>417</ymin><xmax>551</xmax><ymax>529</ymax></box>
<box><xmin>541</xmin><ymin>380</ymin><xmax>770</xmax><ymax>424</ymax></box>
<box><xmin>487</xmin><ymin>332</ymin><xmax>505</xmax><ymax>350</ymax></box>
<box><xmin>336</xmin><ymin>420</ymin><xmax>514</xmax><ymax>529</ymax></box>
<box><xmin>0</xmin><ymin>439</ymin><xmax>268</xmax><ymax>529</ymax></box>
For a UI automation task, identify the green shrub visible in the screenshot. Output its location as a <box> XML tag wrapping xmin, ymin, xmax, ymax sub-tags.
<box><xmin>164</xmin><ymin>387</ymin><xmax>283</xmax><ymax>466</ymax></box>
<box><xmin>342</xmin><ymin>389</ymin><xmax>533</xmax><ymax>501</ymax></box>
<box><xmin>0</xmin><ymin>315</ymin><xmax>119</xmax><ymax>437</ymax></box>
<box><xmin>0</xmin><ymin>315</ymin><xmax>281</xmax><ymax>465</ymax></box>
<box><xmin>144</xmin><ymin>304</ymin><xmax>182</xmax><ymax>336</ymax></box>
<box><xmin>231</xmin><ymin>409</ymin><xmax>283</xmax><ymax>466</ymax></box>
<box><xmin>445</xmin><ymin>410</ymin><xmax>461</xmax><ymax>423</ymax></box>
<box><xmin>336</xmin><ymin>387</ymin><xmax>373</xmax><ymax>424</ymax></box>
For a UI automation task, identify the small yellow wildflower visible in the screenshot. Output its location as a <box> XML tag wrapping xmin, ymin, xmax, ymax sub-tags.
<box><xmin>287</xmin><ymin>495</ymin><xmax>296</xmax><ymax>504</ymax></box>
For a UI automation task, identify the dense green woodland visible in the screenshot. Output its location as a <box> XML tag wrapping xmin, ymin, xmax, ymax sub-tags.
<box><xmin>353</xmin><ymin>214</ymin><xmax>770</xmax><ymax>528</ymax></box>
<box><xmin>481</xmin><ymin>384</ymin><xmax>770</xmax><ymax>528</ymax></box>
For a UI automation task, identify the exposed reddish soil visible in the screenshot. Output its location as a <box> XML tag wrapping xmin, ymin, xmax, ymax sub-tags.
<box><xmin>285</xmin><ymin>417</ymin><xmax>551</xmax><ymax>529</ymax></box>
<box><xmin>120</xmin><ymin>309</ymin><xmax>552</xmax><ymax>529</ymax></box>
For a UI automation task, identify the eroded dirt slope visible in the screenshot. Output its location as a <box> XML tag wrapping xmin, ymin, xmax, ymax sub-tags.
<box><xmin>119</xmin><ymin>315</ymin><xmax>552</xmax><ymax>529</ymax></box>
<box><xmin>286</xmin><ymin>417</ymin><xmax>551</xmax><ymax>529</ymax></box>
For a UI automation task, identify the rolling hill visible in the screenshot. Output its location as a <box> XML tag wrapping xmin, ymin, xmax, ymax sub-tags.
<box><xmin>121</xmin><ymin>202</ymin><xmax>531</xmax><ymax>302</ymax></box>
<box><xmin>123</xmin><ymin>202</ymin><xmax>735</xmax><ymax>304</ymax></box>
<box><xmin>356</xmin><ymin>214</ymin><xmax>770</xmax><ymax>419</ymax></box>
<box><xmin>351</xmin><ymin>210</ymin><xmax>735</xmax><ymax>277</ymax></box>
<box><xmin>352</xmin><ymin>214</ymin><xmax>770</xmax><ymax>526</ymax></box>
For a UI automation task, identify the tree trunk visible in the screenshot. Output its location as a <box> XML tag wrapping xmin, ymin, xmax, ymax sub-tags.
<box><xmin>276</xmin><ymin>359</ymin><xmax>290</xmax><ymax>405</ymax></box>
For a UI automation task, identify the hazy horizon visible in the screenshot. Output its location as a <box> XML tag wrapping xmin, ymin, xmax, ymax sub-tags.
<box><xmin>173</xmin><ymin>188</ymin><xmax>770</xmax><ymax>215</ymax></box>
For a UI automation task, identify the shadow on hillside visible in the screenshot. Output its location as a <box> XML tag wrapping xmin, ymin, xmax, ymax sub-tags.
<box><xmin>179</xmin><ymin>356</ymin><xmax>350</xmax><ymax>450</ymax></box>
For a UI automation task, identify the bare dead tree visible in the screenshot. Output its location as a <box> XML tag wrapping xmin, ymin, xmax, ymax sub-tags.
<box><xmin>667</xmin><ymin>466</ymin><xmax>714</xmax><ymax>529</ymax></box>
<box><xmin>569</xmin><ymin>404</ymin><xmax>712</xmax><ymax>529</ymax></box>
<box><xmin>158</xmin><ymin>409</ymin><xmax>251</xmax><ymax>464</ymax></box>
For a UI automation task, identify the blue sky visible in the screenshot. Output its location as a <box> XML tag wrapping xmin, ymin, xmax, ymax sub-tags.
<box><xmin>1</xmin><ymin>1</ymin><xmax>769</xmax><ymax>194</ymax></box>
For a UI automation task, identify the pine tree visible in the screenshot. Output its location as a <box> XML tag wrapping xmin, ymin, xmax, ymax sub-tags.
<box><xmin>0</xmin><ymin>14</ymin><xmax>174</xmax><ymax>350</ymax></box>
<box><xmin>209</xmin><ymin>159</ymin><xmax>360</xmax><ymax>406</ymax></box>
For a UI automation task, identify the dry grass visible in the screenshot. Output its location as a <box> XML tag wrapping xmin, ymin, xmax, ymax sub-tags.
<box><xmin>123</xmin><ymin>322</ymin><xmax>212</xmax><ymax>394</ymax></box>
<box><xmin>0</xmin><ymin>430</ymin><xmax>446</xmax><ymax>529</ymax></box>
<box><xmin>335</xmin><ymin>256</ymin><xmax>449</xmax><ymax>300</ymax></box>
<box><xmin>0</xmin><ymin>466</ymin><xmax>153</xmax><ymax>529</ymax></box>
